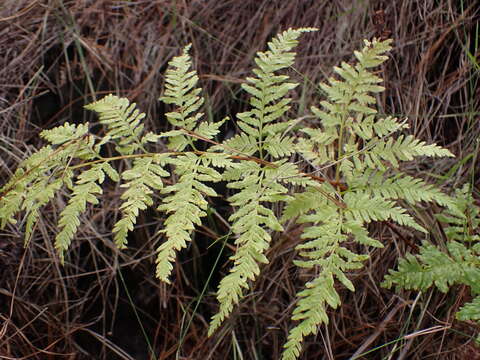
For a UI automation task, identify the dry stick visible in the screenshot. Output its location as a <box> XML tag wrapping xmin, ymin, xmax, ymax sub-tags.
<box><xmin>350</xmin><ymin>302</ymin><xmax>404</xmax><ymax>360</ymax></box>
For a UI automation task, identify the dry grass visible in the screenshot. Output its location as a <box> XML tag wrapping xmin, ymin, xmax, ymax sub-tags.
<box><xmin>0</xmin><ymin>0</ymin><xmax>479</xmax><ymax>359</ymax></box>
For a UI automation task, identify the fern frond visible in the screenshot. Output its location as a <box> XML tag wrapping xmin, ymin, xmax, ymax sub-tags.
<box><xmin>436</xmin><ymin>184</ymin><xmax>480</xmax><ymax>242</ymax></box>
<box><xmin>55</xmin><ymin>163</ymin><xmax>107</xmax><ymax>263</ymax></box>
<box><xmin>349</xmin><ymin>170</ymin><xmax>454</xmax><ymax>208</ymax></box>
<box><xmin>208</xmin><ymin>28</ymin><xmax>316</xmax><ymax>334</ymax></box>
<box><xmin>457</xmin><ymin>296</ymin><xmax>480</xmax><ymax>321</ymax></box>
<box><xmin>282</xmin><ymin>200</ymin><xmax>370</xmax><ymax>360</ymax></box>
<box><xmin>159</xmin><ymin>44</ymin><xmax>223</xmax><ymax>151</ymax></box>
<box><xmin>344</xmin><ymin>192</ymin><xmax>426</xmax><ymax>232</ymax></box>
<box><xmin>0</xmin><ymin>123</ymin><xmax>94</xmax><ymax>231</ymax></box>
<box><xmin>23</xmin><ymin>175</ymin><xmax>70</xmax><ymax>244</ymax></box>
<box><xmin>366</xmin><ymin>135</ymin><xmax>454</xmax><ymax>168</ymax></box>
<box><xmin>282</xmin><ymin>272</ymin><xmax>339</xmax><ymax>360</ymax></box>
<box><xmin>113</xmin><ymin>155</ymin><xmax>169</xmax><ymax>249</ymax></box>
<box><xmin>382</xmin><ymin>243</ymin><xmax>465</xmax><ymax>292</ymax></box>
<box><xmin>40</xmin><ymin>122</ymin><xmax>90</xmax><ymax>145</ymax></box>
<box><xmin>0</xmin><ymin>146</ymin><xmax>54</xmax><ymax>228</ymax></box>
<box><xmin>384</xmin><ymin>185</ymin><xmax>480</xmax><ymax>291</ymax></box>
<box><xmin>156</xmin><ymin>153</ymin><xmax>222</xmax><ymax>283</ymax></box>
<box><xmin>384</xmin><ymin>183</ymin><xmax>480</xmax><ymax>341</ymax></box>
<box><xmin>209</xmin><ymin>161</ymin><xmax>290</xmax><ymax>334</ymax></box>
<box><xmin>227</xmin><ymin>28</ymin><xmax>316</xmax><ymax>159</ymax></box>
<box><xmin>85</xmin><ymin>94</ymin><xmax>146</xmax><ymax>155</ymax></box>
<box><xmin>282</xmin><ymin>37</ymin><xmax>457</xmax><ymax>359</ymax></box>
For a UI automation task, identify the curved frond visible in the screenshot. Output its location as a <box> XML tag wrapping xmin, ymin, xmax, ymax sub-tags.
<box><xmin>457</xmin><ymin>296</ymin><xmax>480</xmax><ymax>321</ymax></box>
<box><xmin>0</xmin><ymin>123</ymin><xmax>94</xmax><ymax>233</ymax></box>
<box><xmin>282</xmin><ymin>273</ymin><xmax>339</xmax><ymax>360</ymax></box>
<box><xmin>282</xmin><ymin>201</ymin><xmax>369</xmax><ymax>360</ymax></box>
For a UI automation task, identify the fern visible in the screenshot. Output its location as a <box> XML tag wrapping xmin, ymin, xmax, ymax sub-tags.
<box><xmin>156</xmin><ymin>152</ymin><xmax>224</xmax><ymax>283</ymax></box>
<box><xmin>0</xmin><ymin>30</ymin><xmax>459</xmax><ymax>359</ymax></box>
<box><xmin>0</xmin><ymin>123</ymin><xmax>94</xmax><ymax>245</ymax></box>
<box><xmin>55</xmin><ymin>163</ymin><xmax>111</xmax><ymax>262</ymax></box>
<box><xmin>383</xmin><ymin>184</ymin><xmax>480</xmax><ymax>342</ymax></box>
<box><xmin>209</xmin><ymin>28</ymin><xmax>315</xmax><ymax>334</ymax></box>
<box><xmin>113</xmin><ymin>155</ymin><xmax>168</xmax><ymax>249</ymax></box>
<box><xmin>84</xmin><ymin>94</ymin><xmax>148</xmax><ymax>155</ymax></box>
<box><xmin>159</xmin><ymin>44</ymin><xmax>225</xmax><ymax>151</ymax></box>
<box><xmin>155</xmin><ymin>46</ymin><xmax>229</xmax><ymax>283</ymax></box>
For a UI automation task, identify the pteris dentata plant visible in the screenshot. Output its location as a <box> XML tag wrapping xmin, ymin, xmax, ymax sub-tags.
<box><xmin>0</xmin><ymin>29</ymin><xmax>460</xmax><ymax>359</ymax></box>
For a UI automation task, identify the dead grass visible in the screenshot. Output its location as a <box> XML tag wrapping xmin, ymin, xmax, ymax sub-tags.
<box><xmin>0</xmin><ymin>0</ymin><xmax>479</xmax><ymax>359</ymax></box>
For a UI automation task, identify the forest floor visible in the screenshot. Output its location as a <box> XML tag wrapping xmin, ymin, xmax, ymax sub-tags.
<box><xmin>1</xmin><ymin>1</ymin><xmax>479</xmax><ymax>359</ymax></box>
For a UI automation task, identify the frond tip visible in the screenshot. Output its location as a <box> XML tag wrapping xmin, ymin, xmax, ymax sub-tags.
<box><xmin>85</xmin><ymin>94</ymin><xmax>147</xmax><ymax>155</ymax></box>
<box><xmin>156</xmin><ymin>153</ymin><xmax>222</xmax><ymax>283</ymax></box>
<box><xmin>55</xmin><ymin>163</ymin><xmax>107</xmax><ymax>263</ymax></box>
<box><xmin>113</xmin><ymin>156</ymin><xmax>169</xmax><ymax>249</ymax></box>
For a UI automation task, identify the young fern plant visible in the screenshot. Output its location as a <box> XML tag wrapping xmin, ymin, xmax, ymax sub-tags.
<box><xmin>383</xmin><ymin>184</ymin><xmax>480</xmax><ymax>342</ymax></box>
<box><xmin>0</xmin><ymin>29</ymin><xmax>457</xmax><ymax>359</ymax></box>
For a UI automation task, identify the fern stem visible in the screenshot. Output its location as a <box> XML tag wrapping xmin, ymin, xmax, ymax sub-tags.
<box><xmin>335</xmin><ymin>106</ymin><xmax>348</xmax><ymax>184</ymax></box>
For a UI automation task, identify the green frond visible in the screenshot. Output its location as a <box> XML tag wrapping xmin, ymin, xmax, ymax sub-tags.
<box><xmin>55</xmin><ymin>163</ymin><xmax>107</xmax><ymax>263</ymax></box>
<box><xmin>85</xmin><ymin>94</ymin><xmax>146</xmax><ymax>155</ymax></box>
<box><xmin>281</xmin><ymin>187</ymin><xmax>321</xmax><ymax>221</ymax></box>
<box><xmin>457</xmin><ymin>296</ymin><xmax>480</xmax><ymax>321</ymax></box>
<box><xmin>296</xmin><ymin>127</ymin><xmax>337</xmax><ymax>167</ymax></box>
<box><xmin>349</xmin><ymin>171</ymin><xmax>454</xmax><ymax>208</ymax></box>
<box><xmin>384</xmin><ymin>184</ymin><xmax>480</xmax><ymax>342</ymax></box>
<box><xmin>282</xmin><ymin>205</ymin><xmax>367</xmax><ymax>360</ymax></box>
<box><xmin>263</xmin><ymin>134</ymin><xmax>296</xmax><ymax>158</ymax></box>
<box><xmin>366</xmin><ymin>135</ymin><xmax>454</xmax><ymax>168</ymax></box>
<box><xmin>343</xmin><ymin>192</ymin><xmax>426</xmax><ymax>232</ymax></box>
<box><xmin>23</xmin><ymin>175</ymin><xmax>69</xmax><ymax>244</ymax></box>
<box><xmin>231</xmin><ymin>28</ymin><xmax>315</xmax><ymax>158</ymax></box>
<box><xmin>195</xmin><ymin>117</ymin><xmax>227</xmax><ymax>140</ymax></box>
<box><xmin>156</xmin><ymin>153</ymin><xmax>221</xmax><ymax>283</ymax></box>
<box><xmin>0</xmin><ymin>147</ymin><xmax>53</xmax><ymax>228</ymax></box>
<box><xmin>342</xmin><ymin>221</ymin><xmax>384</xmax><ymax>247</ymax></box>
<box><xmin>372</xmin><ymin>116</ymin><xmax>409</xmax><ymax>137</ymax></box>
<box><xmin>40</xmin><ymin>122</ymin><xmax>89</xmax><ymax>145</ymax></box>
<box><xmin>382</xmin><ymin>242</ymin><xmax>469</xmax><ymax>293</ymax></box>
<box><xmin>354</xmin><ymin>38</ymin><xmax>393</xmax><ymax>68</ymax></box>
<box><xmin>282</xmin><ymin>273</ymin><xmax>340</xmax><ymax>360</ymax></box>
<box><xmin>0</xmin><ymin>124</ymin><xmax>96</xmax><ymax>231</ymax></box>
<box><xmin>435</xmin><ymin>184</ymin><xmax>480</xmax><ymax>242</ymax></box>
<box><xmin>159</xmin><ymin>44</ymin><xmax>216</xmax><ymax>151</ymax></box>
<box><xmin>113</xmin><ymin>156</ymin><xmax>169</xmax><ymax>249</ymax></box>
<box><xmin>209</xmin><ymin>161</ymin><xmax>292</xmax><ymax>334</ymax></box>
<box><xmin>217</xmin><ymin>133</ymin><xmax>258</xmax><ymax>156</ymax></box>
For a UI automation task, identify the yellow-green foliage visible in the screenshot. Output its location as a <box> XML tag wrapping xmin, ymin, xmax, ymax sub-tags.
<box><xmin>0</xmin><ymin>29</ymin><xmax>462</xmax><ymax>359</ymax></box>
<box><xmin>383</xmin><ymin>184</ymin><xmax>480</xmax><ymax>342</ymax></box>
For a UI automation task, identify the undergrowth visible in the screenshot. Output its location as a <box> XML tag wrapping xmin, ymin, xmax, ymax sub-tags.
<box><xmin>1</xmin><ymin>28</ymin><xmax>477</xmax><ymax>359</ymax></box>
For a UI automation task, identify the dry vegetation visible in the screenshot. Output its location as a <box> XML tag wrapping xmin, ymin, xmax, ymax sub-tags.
<box><xmin>1</xmin><ymin>0</ymin><xmax>479</xmax><ymax>359</ymax></box>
